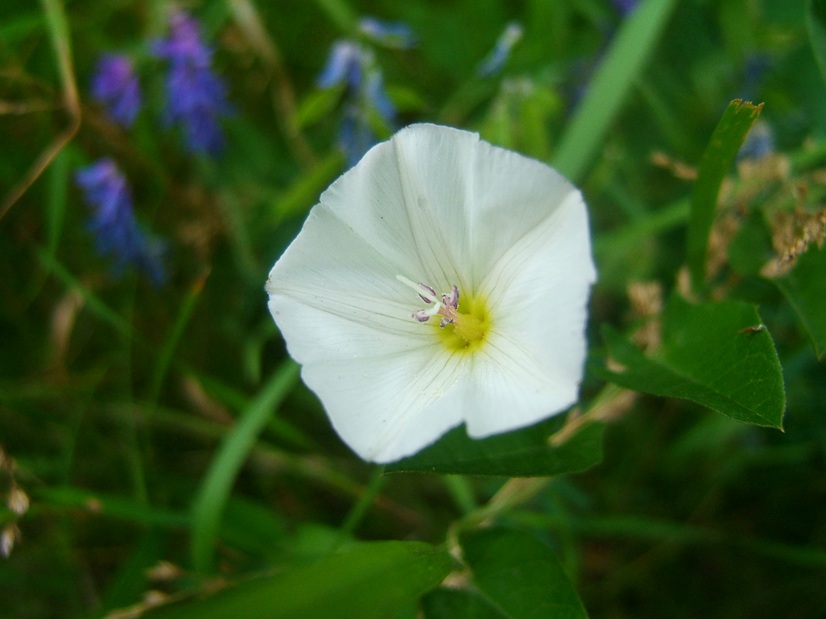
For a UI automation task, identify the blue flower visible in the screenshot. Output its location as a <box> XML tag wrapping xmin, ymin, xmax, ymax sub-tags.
<box><xmin>317</xmin><ymin>41</ymin><xmax>363</xmax><ymax>90</ymax></box>
<box><xmin>738</xmin><ymin>121</ymin><xmax>774</xmax><ymax>162</ymax></box>
<box><xmin>152</xmin><ymin>12</ymin><xmax>231</xmax><ymax>155</ymax></box>
<box><xmin>75</xmin><ymin>159</ymin><xmax>166</xmax><ymax>285</ymax></box>
<box><xmin>478</xmin><ymin>22</ymin><xmax>524</xmax><ymax>76</ymax></box>
<box><xmin>358</xmin><ymin>17</ymin><xmax>416</xmax><ymax>49</ymax></box>
<box><xmin>318</xmin><ymin>39</ymin><xmax>401</xmax><ymax>166</ymax></box>
<box><xmin>91</xmin><ymin>55</ymin><xmax>142</xmax><ymax>127</ymax></box>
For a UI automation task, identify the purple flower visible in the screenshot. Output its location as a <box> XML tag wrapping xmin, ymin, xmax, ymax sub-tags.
<box><xmin>91</xmin><ymin>55</ymin><xmax>142</xmax><ymax>127</ymax></box>
<box><xmin>478</xmin><ymin>22</ymin><xmax>524</xmax><ymax>76</ymax></box>
<box><xmin>152</xmin><ymin>12</ymin><xmax>231</xmax><ymax>155</ymax></box>
<box><xmin>75</xmin><ymin>159</ymin><xmax>166</xmax><ymax>285</ymax></box>
<box><xmin>318</xmin><ymin>40</ymin><xmax>400</xmax><ymax>166</ymax></box>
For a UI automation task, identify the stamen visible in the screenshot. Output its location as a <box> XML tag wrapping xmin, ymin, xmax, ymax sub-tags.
<box><xmin>443</xmin><ymin>285</ymin><xmax>459</xmax><ymax>309</ymax></box>
<box><xmin>413</xmin><ymin>309</ymin><xmax>431</xmax><ymax>322</ymax></box>
<box><xmin>397</xmin><ymin>274</ymin><xmax>488</xmax><ymax>348</ymax></box>
<box><xmin>419</xmin><ymin>283</ymin><xmax>437</xmax><ymax>298</ymax></box>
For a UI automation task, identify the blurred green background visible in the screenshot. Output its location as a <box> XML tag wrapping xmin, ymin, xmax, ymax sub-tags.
<box><xmin>1</xmin><ymin>0</ymin><xmax>825</xmax><ymax>617</ymax></box>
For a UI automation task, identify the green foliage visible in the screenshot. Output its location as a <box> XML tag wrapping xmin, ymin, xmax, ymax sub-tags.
<box><xmin>423</xmin><ymin>588</ymin><xmax>507</xmax><ymax>619</ymax></box>
<box><xmin>774</xmin><ymin>245</ymin><xmax>826</xmax><ymax>358</ymax></box>
<box><xmin>686</xmin><ymin>99</ymin><xmax>762</xmax><ymax>293</ymax></box>
<box><xmin>807</xmin><ymin>0</ymin><xmax>826</xmax><ymax>86</ymax></box>
<box><xmin>385</xmin><ymin>419</ymin><xmax>604</xmax><ymax>477</ymax></box>
<box><xmin>458</xmin><ymin>528</ymin><xmax>589</xmax><ymax>619</ymax></box>
<box><xmin>145</xmin><ymin>541</ymin><xmax>454</xmax><ymax>619</ymax></box>
<box><xmin>2</xmin><ymin>0</ymin><xmax>826</xmax><ymax>618</ymax></box>
<box><xmin>553</xmin><ymin>0</ymin><xmax>681</xmax><ymax>181</ymax></box>
<box><xmin>599</xmin><ymin>295</ymin><xmax>785</xmax><ymax>429</ymax></box>
<box><xmin>191</xmin><ymin>362</ymin><xmax>300</xmax><ymax>573</ymax></box>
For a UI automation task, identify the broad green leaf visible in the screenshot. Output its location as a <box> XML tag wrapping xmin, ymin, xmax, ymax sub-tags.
<box><xmin>384</xmin><ymin>419</ymin><xmax>604</xmax><ymax>477</ymax></box>
<box><xmin>599</xmin><ymin>295</ymin><xmax>785</xmax><ymax>428</ymax></box>
<box><xmin>773</xmin><ymin>244</ymin><xmax>826</xmax><ymax>358</ymax></box>
<box><xmin>423</xmin><ymin>588</ymin><xmax>507</xmax><ymax>619</ymax></box>
<box><xmin>807</xmin><ymin>0</ymin><xmax>826</xmax><ymax>87</ymax></box>
<box><xmin>726</xmin><ymin>208</ymin><xmax>775</xmax><ymax>276</ymax></box>
<box><xmin>145</xmin><ymin>541</ymin><xmax>454</xmax><ymax>619</ymax></box>
<box><xmin>687</xmin><ymin>100</ymin><xmax>762</xmax><ymax>293</ymax></box>
<box><xmin>459</xmin><ymin>528</ymin><xmax>589</xmax><ymax>619</ymax></box>
<box><xmin>553</xmin><ymin>0</ymin><xmax>680</xmax><ymax>182</ymax></box>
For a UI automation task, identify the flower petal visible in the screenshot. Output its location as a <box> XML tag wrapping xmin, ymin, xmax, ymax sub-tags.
<box><xmin>301</xmin><ymin>347</ymin><xmax>466</xmax><ymax>462</ymax></box>
<box><xmin>384</xmin><ymin>124</ymin><xmax>583</xmax><ymax>289</ymax></box>
<box><xmin>467</xmin><ymin>190</ymin><xmax>596</xmax><ymax>435</ymax></box>
<box><xmin>271</xmin><ymin>288</ymin><xmax>466</xmax><ymax>461</ymax></box>
<box><xmin>267</xmin><ymin>205</ymin><xmax>425</xmax><ymax>335</ymax></box>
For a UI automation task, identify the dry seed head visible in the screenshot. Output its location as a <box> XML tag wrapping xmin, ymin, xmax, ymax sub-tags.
<box><xmin>1</xmin><ymin>524</ymin><xmax>20</xmax><ymax>558</ymax></box>
<box><xmin>7</xmin><ymin>485</ymin><xmax>29</xmax><ymax>516</ymax></box>
<box><xmin>762</xmin><ymin>205</ymin><xmax>826</xmax><ymax>277</ymax></box>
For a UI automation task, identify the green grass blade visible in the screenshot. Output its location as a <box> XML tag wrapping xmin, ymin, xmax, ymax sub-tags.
<box><xmin>34</xmin><ymin>246</ymin><xmax>132</xmax><ymax>337</ymax></box>
<box><xmin>807</xmin><ymin>0</ymin><xmax>826</xmax><ymax>87</ymax></box>
<box><xmin>686</xmin><ymin>100</ymin><xmax>762</xmax><ymax>293</ymax></box>
<box><xmin>552</xmin><ymin>0</ymin><xmax>680</xmax><ymax>182</ymax></box>
<box><xmin>309</xmin><ymin>0</ymin><xmax>358</xmax><ymax>32</ymax></box>
<box><xmin>35</xmin><ymin>487</ymin><xmax>190</xmax><ymax>528</ymax></box>
<box><xmin>190</xmin><ymin>361</ymin><xmax>300</xmax><ymax>573</ymax></box>
<box><xmin>147</xmin><ymin>271</ymin><xmax>210</xmax><ymax>409</ymax></box>
<box><xmin>45</xmin><ymin>148</ymin><xmax>70</xmax><ymax>256</ymax></box>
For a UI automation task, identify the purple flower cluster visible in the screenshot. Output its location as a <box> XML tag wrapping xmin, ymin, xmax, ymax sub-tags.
<box><xmin>75</xmin><ymin>159</ymin><xmax>165</xmax><ymax>285</ymax></box>
<box><xmin>79</xmin><ymin>11</ymin><xmax>235</xmax><ymax>283</ymax></box>
<box><xmin>152</xmin><ymin>12</ymin><xmax>232</xmax><ymax>155</ymax></box>
<box><xmin>91</xmin><ymin>55</ymin><xmax>142</xmax><ymax>127</ymax></box>
<box><xmin>318</xmin><ymin>17</ymin><xmax>413</xmax><ymax>166</ymax></box>
<box><xmin>89</xmin><ymin>11</ymin><xmax>231</xmax><ymax>155</ymax></box>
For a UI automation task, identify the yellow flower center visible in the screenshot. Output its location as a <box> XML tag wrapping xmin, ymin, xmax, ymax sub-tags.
<box><xmin>434</xmin><ymin>293</ymin><xmax>490</xmax><ymax>352</ymax></box>
<box><xmin>396</xmin><ymin>275</ymin><xmax>491</xmax><ymax>352</ymax></box>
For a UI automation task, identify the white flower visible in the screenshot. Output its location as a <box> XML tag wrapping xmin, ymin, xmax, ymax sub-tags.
<box><xmin>266</xmin><ymin>124</ymin><xmax>596</xmax><ymax>463</ymax></box>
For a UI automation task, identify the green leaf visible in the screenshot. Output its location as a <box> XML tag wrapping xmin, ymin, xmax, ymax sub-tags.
<box><xmin>687</xmin><ymin>99</ymin><xmax>762</xmax><ymax>293</ymax></box>
<box><xmin>384</xmin><ymin>419</ymin><xmax>604</xmax><ymax>477</ymax></box>
<box><xmin>459</xmin><ymin>528</ymin><xmax>589</xmax><ymax>619</ymax></box>
<box><xmin>552</xmin><ymin>0</ymin><xmax>680</xmax><ymax>182</ymax></box>
<box><xmin>726</xmin><ymin>208</ymin><xmax>775</xmax><ymax>276</ymax></box>
<box><xmin>145</xmin><ymin>541</ymin><xmax>454</xmax><ymax>619</ymax></box>
<box><xmin>598</xmin><ymin>295</ymin><xmax>785</xmax><ymax>428</ymax></box>
<box><xmin>422</xmin><ymin>588</ymin><xmax>507</xmax><ymax>619</ymax></box>
<box><xmin>773</xmin><ymin>244</ymin><xmax>826</xmax><ymax>358</ymax></box>
<box><xmin>807</xmin><ymin>0</ymin><xmax>826</xmax><ymax>87</ymax></box>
